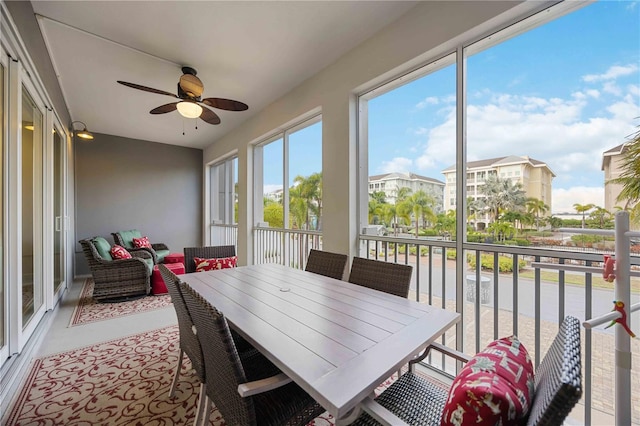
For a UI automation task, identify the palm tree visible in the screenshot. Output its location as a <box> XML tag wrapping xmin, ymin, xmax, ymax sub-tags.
<box><xmin>478</xmin><ymin>175</ymin><xmax>526</xmax><ymax>223</ymax></box>
<box><xmin>526</xmin><ymin>197</ymin><xmax>549</xmax><ymax>231</ymax></box>
<box><xmin>397</xmin><ymin>190</ymin><xmax>436</xmax><ymax>237</ymax></box>
<box><xmin>292</xmin><ymin>172</ymin><xmax>322</xmax><ymax>230</ymax></box>
<box><xmin>573</xmin><ymin>203</ymin><xmax>595</xmax><ymax>229</ymax></box>
<box><xmin>382</xmin><ymin>204</ymin><xmax>399</xmax><ymax>236</ymax></box>
<box><xmin>589</xmin><ymin>206</ymin><xmax>613</xmax><ymax>229</ymax></box>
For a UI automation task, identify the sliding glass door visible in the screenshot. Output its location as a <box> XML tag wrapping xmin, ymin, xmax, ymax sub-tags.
<box><xmin>21</xmin><ymin>87</ymin><xmax>44</xmax><ymax>328</ymax></box>
<box><xmin>53</xmin><ymin>126</ymin><xmax>65</xmax><ymax>295</ymax></box>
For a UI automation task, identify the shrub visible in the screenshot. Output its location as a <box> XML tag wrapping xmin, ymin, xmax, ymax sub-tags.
<box><xmin>467</xmin><ymin>253</ymin><xmax>526</xmax><ymax>272</ymax></box>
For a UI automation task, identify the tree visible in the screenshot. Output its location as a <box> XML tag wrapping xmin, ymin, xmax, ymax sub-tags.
<box><xmin>589</xmin><ymin>206</ymin><xmax>613</xmax><ymax>229</ymax></box>
<box><xmin>573</xmin><ymin>203</ymin><xmax>595</xmax><ymax>229</ymax></box>
<box><xmin>487</xmin><ymin>220</ymin><xmax>515</xmax><ymax>242</ymax></box>
<box><xmin>382</xmin><ymin>204</ymin><xmax>399</xmax><ymax>236</ymax></box>
<box><xmin>526</xmin><ymin>197</ymin><xmax>549</xmax><ymax>231</ymax></box>
<box><xmin>397</xmin><ymin>190</ymin><xmax>436</xmax><ymax>237</ymax></box>
<box><xmin>263</xmin><ymin>200</ymin><xmax>284</xmax><ymax>228</ymax></box>
<box><xmin>434</xmin><ymin>210</ymin><xmax>456</xmax><ymax>240</ymax></box>
<box><xmin>478</xmin><ymin>175</ymin><xmax>526</xmax><ymax>223</ymax></box>
<box><xmin>368</xmin><ymin>191</ymin><xmax>387</xmax><ymax>224</ymax></box>
<box><xmin>291</xmin><ymin>172</ymin><xmax>322</xmax><ymax>230</ymax></box>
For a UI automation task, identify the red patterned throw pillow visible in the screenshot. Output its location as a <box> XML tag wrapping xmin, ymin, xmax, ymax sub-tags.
<box><xmin>110</xmin><ymin>245</ymin><xmax>132</xmax><ymax>259</ymax></box>
<box><xmin>194</xmin><ymin>256</ymin><xmax>238</xmax><ymax>272</ymax></box>
<box><xmin>441</xmin><ymin>336</ymin><xmax>534</xmax><ymax>426</ymax></box>
<box><xmin>132</xmin><ymin>236</ymin><xmax>152</xmax><ymax>249</ymax></box>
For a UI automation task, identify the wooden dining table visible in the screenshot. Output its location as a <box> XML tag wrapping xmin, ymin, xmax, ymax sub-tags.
<box><xmin>180</xmin><ymin>263</ymin><xmax>460</xmax><ymax>422</ymax></box>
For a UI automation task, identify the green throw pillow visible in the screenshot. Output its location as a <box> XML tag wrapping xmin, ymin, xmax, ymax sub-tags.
<box><xmin>92</xmin><ymin>237</ymin><xmax>113</xmax><ymax>261</ymax></box>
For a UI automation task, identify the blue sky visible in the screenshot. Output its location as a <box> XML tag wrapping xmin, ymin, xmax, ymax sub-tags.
<box><xmin>369</xmin><ymin>0</ymin><xmax>639</xmax><ymax>213</ymax></box>
<box><xmin>264</xmin><ymin>1</ymin><xmax>640</xmax><ymax>214</ymax></box>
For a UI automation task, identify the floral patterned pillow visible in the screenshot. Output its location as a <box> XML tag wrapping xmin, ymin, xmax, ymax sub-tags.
<box><xmin>194</xmin><ymin>256</ymin><xmax>238</xmax><ymax>272</ymax></box>
<box><xmin>132</xmin><ymin>236</ymin><xmax>152</xmax><ymax>249</ymax></box>
<box><xmin>441</xmin><ymin>336</ymin><xmax>534</xmax><ymax>426</ymax></box>
<box><xmin>110</xmin><ymin>245</ymin><xmax>132</xmax><ymax>259</ymax></box>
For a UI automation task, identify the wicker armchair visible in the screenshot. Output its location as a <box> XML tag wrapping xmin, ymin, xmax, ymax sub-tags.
<box><xmin>304</xmin><ymin>249</ymin><xmax>348</xmax><ymax>280</ymax></box>
<box><xmin>180</xmin><ymin>282</ymin><xmax>325</xmax><ymax>426</ymax></box>
<box><xmin>352</xmin><ymin>316</ymin><xmax>583</xmax><ymax>426</ymax></box>
<box><xmin>184</xmin><ymin>245</ymin><xmax>236</xmax><ymax>273</ymax></box>
<box><xmin>112</xmin><ymin>229</ymin><xmax>170</xmax><ymax>264</ymax></box>
<box><xmin>79</xmin><ymin>237</ymin><xmax>151</xmax><ymax>301</ymax></box>
<box><xmin>348</xmin><ymin>257</ymin><xmax>413</xmax><ymax>298</ymax></box>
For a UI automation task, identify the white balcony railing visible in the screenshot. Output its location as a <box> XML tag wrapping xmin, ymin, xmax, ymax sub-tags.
<box><xmin>250</xmin><ymin>227</ymin><xmax>639</xmax><ymax>424</ymax></box>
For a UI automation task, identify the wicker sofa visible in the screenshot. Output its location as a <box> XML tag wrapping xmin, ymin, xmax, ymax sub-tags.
<box><xmin>79</xmin><ymin>237</ymin><xmax>152</xmax><ymax>301</ymax></box>
<box><xmin>112</xmin><ymin>229</ymin><xmax>170</xmax><ymax>264</ymax></box>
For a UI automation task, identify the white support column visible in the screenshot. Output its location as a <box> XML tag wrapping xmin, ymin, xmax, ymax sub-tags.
<box><xmin>614</xmin><ymin>211</ymin><xmax>631</xmax><ymax>426</ymax></box>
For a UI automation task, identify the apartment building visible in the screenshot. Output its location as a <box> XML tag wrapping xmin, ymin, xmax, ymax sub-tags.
<box><xmin>442</xmin><ymin>155</ymin><xmax>555</xmax><ymax>226</ymax></box>
<box><xmin>602</xmin><ymin>143</ymin><xmax>630</xmax><ymax>211</ymax></box>
<box><xmin>368</xmin><ymin>172</ymin><xmax>445</xmax><ymax>213</ymax></box>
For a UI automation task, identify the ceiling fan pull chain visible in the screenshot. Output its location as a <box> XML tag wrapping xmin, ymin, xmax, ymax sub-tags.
<box><xmin>182</xmin><ymin>119</ymin><xmax>185</xmax><ymax>136</ymax></box>
<box><xmin>195</xmin><ymin>118</ymin><xmax>198</xmax><ymax>131</ymax></box>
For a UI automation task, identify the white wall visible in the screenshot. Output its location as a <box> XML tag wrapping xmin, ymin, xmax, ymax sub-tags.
<box><xmin>203</xmin><ymin>1</ymin><xmax>540</xmax><ymax>262</ymax></box>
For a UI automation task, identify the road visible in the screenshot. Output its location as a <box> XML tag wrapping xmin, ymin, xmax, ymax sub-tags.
<box><xmin>408</xmin><ymin>257</ymin><xmax>640</xmax><ymax>335</ymax></box>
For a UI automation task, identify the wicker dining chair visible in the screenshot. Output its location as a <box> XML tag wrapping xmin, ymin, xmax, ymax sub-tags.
<box><xmin>348</xmin><ymin>257</ymin><xmax>413</xmax><ymax>298</ymax></box>
<box><xmin>304</xmin><ymin>249</ymin><xmax>348</xmax><ymax>280</ymax></box>
<box><xmin>180</xmin><ymin>281</ymin><xmax>325</xmax><ymax>426</ymax></box>
<box><xmin>159</xmin><ymin>264</ymin><xmax>278</xmax><ymax>426</ymax></box>
<box><xmin>351</xmin><ymin>316</ymin><xmax>583</xmax><ymax>426</ymax></box>
<box><xmin>184</xmin><ymin>245</ymin><xmax>236</xmax><ymax>273</ymax></box>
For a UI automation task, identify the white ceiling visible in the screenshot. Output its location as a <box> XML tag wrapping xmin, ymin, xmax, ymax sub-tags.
<box><xmin>33</xmin><ymin>1</ymin><xmax>418</xmax><ymax>149</ymax></box>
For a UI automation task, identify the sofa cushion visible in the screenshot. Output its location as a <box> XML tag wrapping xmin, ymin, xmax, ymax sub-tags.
<box><xmin>118</xmin><ymin>229</ymin><xmax>142</xmax><ymax>249</ymax></box>
<box><xmin>441</xmin><ymin>335</ymin><xmax>534</xmax><ymax>426</ymax></box>
<box><xmin>133</xmin><ymin>236</ymin><xmax>152</xmax><ymax>249</ymax></box>
<box><xmin>110</xmin><ymin>245</ymin><xmax>132</xmax><ymax>259</ymax></box>
<box><xmin>92</xmin><ymin>237</ymin><xmax>113</xmax><ymax>261</ymax></box>
<box><xmin>194</xmin><ymin>256</ymin><xmax>237</xmax><ymax>272</ymax></box>
<box><xmin>155</xmin><ymin>249</ymin><xmax>170</xmax><ymax>263</ymax></box>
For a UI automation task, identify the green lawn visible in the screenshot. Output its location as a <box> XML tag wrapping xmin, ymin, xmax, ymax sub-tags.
<box><xmin>519</xmin><ymin>269</ymin><xmax>640</xmax><ymax>294</ymax></box>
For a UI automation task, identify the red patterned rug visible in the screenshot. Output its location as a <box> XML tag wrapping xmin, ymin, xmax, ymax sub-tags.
<box><xmin>4</xmin><ymin>326</ymin><xmax>337</xmax><ymax>425</ymax></box>
<box><xmin>69</xmin><ymin>279</ymin><xmax>172</xmax><ymax>327</ymax></box>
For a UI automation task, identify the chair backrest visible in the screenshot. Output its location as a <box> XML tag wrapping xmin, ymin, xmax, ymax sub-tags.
<box><xmin>180</xmin><ymin>281</ymin><xmax>256</xmax><ymax>425</ymax></box>
<box><xmin>348</xmin><ymin>257</ymin><xmax>413</xmax><ymax>298</ymax></box>
<box><xmin>304</xmin><ymin>249</ymin><xmax>348</xmax><ymax>280</ymax></box>
<box><xmin>112</xmin><ymin>229</ymin><xmax>142</xmax><ymax>249</ymax></box>
<box><xmin>158</xmin><ymin>264</ymin><xmax>205</xmax><ymax>382</ymax></box>
<box><xmin>184</xmin><ymin>245</ymin><xmax>236</xmax><ymax>273</ymax></box>
<box><xmin>526</xmin><ymin>315</ymin><xmax>582</xmax><ymax>426</ymax></box>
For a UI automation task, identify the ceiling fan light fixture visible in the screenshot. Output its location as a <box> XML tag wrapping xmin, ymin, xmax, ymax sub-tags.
<box><xmin>71</xmin><ymin>120</ymin><xmax>94</xmax><ymax>140</ymax></box>
<box><xmin>176</xmin><ymin>101</ymin><xmax>203</xmax><ymax>119</ymax></box>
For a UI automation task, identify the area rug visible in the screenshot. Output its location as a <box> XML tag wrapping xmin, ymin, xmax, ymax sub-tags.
<box><xmin>4</xmin><ymin>325</ymin><xmax>335</xmax><ymax>426</ymax></box>
<box><xmin>4</xmin><ymin>326</ymin><xmax>446</xmax><ymax>425</ymax></box>
<box><xmin>69</xmin><ymin>279</ymin><xmax>172</xmax><ymax>327</ymax></box>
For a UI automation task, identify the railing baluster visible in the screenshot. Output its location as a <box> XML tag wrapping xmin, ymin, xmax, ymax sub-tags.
<box><xmin>534</xmin><ymin>255</ymin><xmax>541</xmax><ymax>368</ymax></box>
<box><xmin>585</xmin><ymin>260</ymin><xmax>593</xmax><ymax>426</ymax></box>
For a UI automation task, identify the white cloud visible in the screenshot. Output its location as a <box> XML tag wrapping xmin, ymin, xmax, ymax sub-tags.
<box><xmin>552</xmin><ymin>187</ymin><xmax>604</xmax><ymax>214</ymax></box>
<box><xmin>603</xmin><ymin>81</ymin><xmax>622</xmax><ymax>96</ymax></box>
<box><xmin>263</xmin><ymin>184</ymin><xmax>282</xmax><ymax>194</ymax></box>
<box><xmin>379</xmin><ymin>157</ymin><xmax>413</xmax><ymax>174</ymax></box>
<box><xmin>628</xmin><ymin>84</ymin><xmax>640</xmax><ymax>97</ymax></box>
<box><xmin>414</xmin><ymin>90</ymin><xmax>638</xmax><ymax>181</ymax></box>
<box><xmin>583</xmin><ymin>64</ymin><xmax>639</xmax><ymax>83</ymax></box>
<box><xmin>416</xmin><ymin>96</ymin><xmax>439</xmax><ymax>109</ymax></box>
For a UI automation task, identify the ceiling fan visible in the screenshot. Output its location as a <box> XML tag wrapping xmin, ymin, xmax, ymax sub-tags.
<box><xmin>117</xmin><ymin>67</ymin><xmax>248</xmax><ymax>125</ymax></box>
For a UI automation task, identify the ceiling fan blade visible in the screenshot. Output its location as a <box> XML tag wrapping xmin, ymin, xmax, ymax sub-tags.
<box><xmin>117</xmin><ymin>81</ymin><xmax>178</xmax><ymax>98</ymax></box>
<box><xmin>150</xmin><ymin>103</ymin><xmax>178</xmax><ymax>114</ymax></box>
<box><xmin>199</xmin><ymin>107</ymin><xmax>221</xmax><ymax>125</ymax></box>
<box><xmin>201</xmin><ymin>98</ymin><xmax>249</xmax><ymax>111</ymax></box>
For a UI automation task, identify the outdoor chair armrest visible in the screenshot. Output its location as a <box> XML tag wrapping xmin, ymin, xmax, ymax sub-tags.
<box><xmin>130</xmin><ymin>250</ymin><xmax>152</xmax><ymax>260</ymax></box>
<box><xmin>237</xmin><ymin>373</ymin><xmax>292</xmax><ymax>397</ymax></box>
<box><xmin>361</xmin><ymin>396</ymin><xmax>411</xmax><ymax>426</ymax></box>
<box><xmin>409</xmin><ymin>342</ymin><xmax>471</xmax><ymax>367</ymax></box>
<box><xmin>151</xmin><ymin>242</ymin><xmax>169</xmax><ymax>251</ymax></box>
